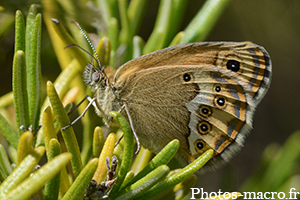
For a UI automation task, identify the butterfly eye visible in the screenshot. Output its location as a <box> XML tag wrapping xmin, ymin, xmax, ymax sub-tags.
<box><xmin>199</xmin><ymin>106</ymin><xmax>212</xmax><ymax>117</ymax></box>
<box><xmin>226</xmin><ymin>60</ymin><xmax>240</xmax><ymax>72</ymax></box>
<box><xmin>92</xmin><ymin>72</ymin><xmax>101</xmax><ymax>82</ymax></box>
<box><xmin>214</xmin><ymin>96</ymin><xmax>227</xmax><ymax>108</ymax></box>
<box><xmin>183</xmin><ymin>73</ymin><xmax>191</xmax><ymax>82</ymax></box>
<box><xmin>198</xmin><ymin>121</ymin><xmax>211</xmax><ymax>135</ymax></box>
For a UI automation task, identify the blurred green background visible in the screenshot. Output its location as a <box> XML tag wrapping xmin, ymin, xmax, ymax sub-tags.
<box><xmin>0</xmin><ymin>0</ymin><xmax>299</xmax><ymax>194</ymax></box>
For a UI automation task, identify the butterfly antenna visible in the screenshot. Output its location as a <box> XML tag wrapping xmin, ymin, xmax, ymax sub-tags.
<box><xmin>71</xmin><ymin>21</ymin><xmax>102</xmax><ymax>71</ymax></box>
<box><xmin>65</xmin><ymin>44</ymin><xmax>99</xmax><ymax>66</ymax></box>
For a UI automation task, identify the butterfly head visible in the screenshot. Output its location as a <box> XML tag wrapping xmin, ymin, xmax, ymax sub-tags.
<box><xmin>83</xmin><ymin>62</ymin><xmax>107</xmax><ymax>91</ymax></box>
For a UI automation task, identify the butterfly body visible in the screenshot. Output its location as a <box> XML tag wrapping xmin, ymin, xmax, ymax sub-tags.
<box><xmin>84</xmin><ymin>42</ymin><xmax>272</xmax><ymax>170</ymax></box>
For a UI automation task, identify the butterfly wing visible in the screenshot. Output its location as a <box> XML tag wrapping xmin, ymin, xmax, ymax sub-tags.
<box><xmin>113</xmin><ymin>42</ymin><xmax>272</xmax><ymax>169</ymax></box>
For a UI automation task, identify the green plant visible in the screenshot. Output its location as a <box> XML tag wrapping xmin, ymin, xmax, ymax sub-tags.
<box><xmin>0</xmin><ymin>1</ymin><xmax>238</xmax><ymax>199</ymax></box>
<box><xmin>240</xmin><ymin>131</ymin><xmax>300</xmax><ymax>200</ymax></box>
<box><xmin>3</xmin><ymin>1</ymin><xmax>298</xmax><ymax>200</ymax></box>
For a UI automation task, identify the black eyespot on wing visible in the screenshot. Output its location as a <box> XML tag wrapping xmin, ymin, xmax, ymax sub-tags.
<box><xmin>217</xmin><ymin>98</ymin><xmax>225</xmax><ymax>106</ymax></box>
<box><xmin>227</xmin><ymin>60</ymin><xmax>240</xmax><ymax>72</ymax></box>
<box><xmin>214</xmin><ymin>96</ymin><xmax>227</xmax><ymax>109</ymax></box>
<box><xmin>215</xmin><ymin>85</ymin><xmax>221</xmax><ymax>92</ymax></box>
<box><xmin>196</xmin><ymin>140</ymin><xmax>204</xmax><ymax>150</ymax></box>
<box><xmin>198</xmin><ymin>121</ymin><xmax>211</xmax><ymax>135</ymax></box>
<box><xmin>183</xmin><ymin>73</ymin><xmax>191</xmax><ymax>82</ymax></box>
<box><xmin>199</xmin><ymin>105</ymin><xmax>212</xmax><ymax>117</ymax></box>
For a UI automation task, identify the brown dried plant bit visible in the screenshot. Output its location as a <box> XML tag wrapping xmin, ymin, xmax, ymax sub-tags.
<box><xmin>84</xmin><ymin>156</ymin><xmax>118</xmax><ymax>200</ymax></box>
<box><xmin>106</xmin><ymin>156</ymin><xmax>118</xmax><ymax>182</ymax></box>
<box><xmin>84</xmin><ymin>180</ymin><xmax>107</xmax><ymax>200</ymax></box>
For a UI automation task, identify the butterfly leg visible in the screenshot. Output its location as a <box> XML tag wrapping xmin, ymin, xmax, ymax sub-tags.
<box><xmin>61</xmin><ymin>96</ymin><xmax>96</xmax><ymax>130</ymax></box>
<box><xmin>124</xmin><ymin>103</ymin><xmax>141</xmax><ymax>154</ymax></box>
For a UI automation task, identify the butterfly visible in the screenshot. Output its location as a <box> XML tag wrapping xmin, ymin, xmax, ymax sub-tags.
<box><xmin>80</xmin><ymin>39</ymin><xmax>272</xmax><ymax>171</ymax></box>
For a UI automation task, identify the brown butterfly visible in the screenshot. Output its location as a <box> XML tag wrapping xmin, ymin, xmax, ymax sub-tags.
<box><xmin>80</xmin><ymin>40</ymin><xmax>272</xmax><ymax>171</ymax></box>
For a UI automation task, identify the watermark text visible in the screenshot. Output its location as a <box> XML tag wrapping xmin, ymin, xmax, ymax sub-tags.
<box><xmin>190</xmin><ymin>188</ymin><xmax>300</xmax><ymax>199</ymax></box>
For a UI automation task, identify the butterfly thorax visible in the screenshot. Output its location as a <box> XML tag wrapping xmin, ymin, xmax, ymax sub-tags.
<box><xmin>95</xmin><ymin>83</ymin><xmax>122</xmax><ymax>126</ymax></box>
<box><xmin>83</xmin><ymin>63</ymin><xmax>122</xmax><ymax>125</ymax></box>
